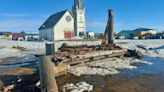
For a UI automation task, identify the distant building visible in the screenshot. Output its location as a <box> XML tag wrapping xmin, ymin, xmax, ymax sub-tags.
<box><xmin>116</xmin><ymin>30</ymin><xmax>134</xmax><ymax>39</ymax></box>
<box><xmin>86</xmin><ymin>31</ymin><xmax>95</xmax><ymax>38</ymax></box>
<box><xmin>25</xmin><ymin>34</ymin><xmax>39</xmax><ymax>41</ymax></box>
<box><xmin>12</xmin><ymin>33</ymin><xmax>24</xmax><ymax>41</ymax></box>
<box><xmin>20</xmin><ymin>31</ymin><xmax>26</xmax><ymax>36</ymax></box>
<box><xmin>134</xmin><ymin>28</ymin><xmax>157</xmax><ymax>37</ymax></box>
<box><xmin>94</xmin><ymin>33</ymin><xmax>104</xmax><ymax>39</ymax></box>
<box><xmin>39</xmin><ymin>0</ymin><xmax>86</xmax><ymax>41</ymax></box>
<box><xmin>0</xmin><ymin>32</ymin><xmax>4</xmax><ymax>39</ymax></box>
<box><xmin>0</xmin><ymin>32</ymin><xmax>12</xmax><ymax>39</ymax></box>
<box><xmin>152</xmin><ymin>32</ymin><xmax>164</xmax><ymax>39</ymax></box>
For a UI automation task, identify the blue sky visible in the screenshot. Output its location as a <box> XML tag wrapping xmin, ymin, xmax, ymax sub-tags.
<box><xmin>0</xmin><ymin>0</ymin><xmax>164</xmax><ymax>33</ymax></box>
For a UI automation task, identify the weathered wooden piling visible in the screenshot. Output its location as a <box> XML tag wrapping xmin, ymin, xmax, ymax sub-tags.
<box><xmin>104</xmin><ymin>9</ymin><xmax>114</xmax><ymax>45</ymax></box>
<box><xmin>46</xmin><ymin>43</ymin><xmax>55</xmax><ymax>56</ymax></box>
<box><xmin>108</xmin><ymin>9</ymin><xmax>114</xmax><ymax>45</ymax></box>
<box><xmin>39</xmin><ymin>56</ymin><xmax>59</xmax><ymax>92</ymax></box>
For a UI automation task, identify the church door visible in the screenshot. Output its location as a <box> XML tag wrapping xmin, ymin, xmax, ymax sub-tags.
<box><xmin>64</xmin><ymin>31</ymin><xmax>73</xmax><ymax>38</ymax></box>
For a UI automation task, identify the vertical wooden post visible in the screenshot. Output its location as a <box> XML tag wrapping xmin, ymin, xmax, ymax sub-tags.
<box><xmin>39</xmin><ymin>56</ymin><xmax>59</xmax><ymax>92</ymax></box>
<box><xmin>108</xmin><ymin>9</ymin><xmax>114</xmax><ymax>45</ymax></box>
<box><xmin>46</xmin><ymin>43</ymin><xmax>55</xmax><ymax>56</ymax></box>
<box><xmin>45</xmin><ymin>42</ymin><xmax>57</xmax><ymax>65</ymax></box>
<box><xmin>102</xmin><ymin>9</ymin><xmax>114</xmax><ymax>45</ymax></box>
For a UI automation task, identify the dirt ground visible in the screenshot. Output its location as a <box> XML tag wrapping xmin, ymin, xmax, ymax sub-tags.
<box><xmin>57</xmin><ymin>73</ymin><xmax>164</xmax><ymax>92</ymax></box>
<box><xmin>1</xmin><ymin>56</ymin><xmax>164</xmax><ymax>92</ymax></box>
<box><xmin>1</xmin><ymin>66</ymin><xmax>164</xmax><ymax>92</ymax></box>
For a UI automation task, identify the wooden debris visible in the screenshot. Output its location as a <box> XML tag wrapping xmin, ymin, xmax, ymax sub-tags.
<box><xmin>55</xmin><ymin>43</ymin><xmax>123</xmax><ymax>63</ymax></box>
<box><xmin>12</xmin><ymin>46</ymin><xmax>27</xmax><ymax>51</ymax></box>
<box><xmin>3</xmin><ymin>84</ymin><xmax>15</xmax><ymax>92</ymax></box>
<box><xmin>63</xmin><ymin>51</ymin><xmax>126</xmax><ymax>66</ymax></box>
<box><xmin>53</xmin><ymin>64</ymin><xmax>68</xmax><ymax>77</ymax></box>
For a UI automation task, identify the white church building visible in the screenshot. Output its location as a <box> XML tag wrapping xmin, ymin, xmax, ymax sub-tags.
<box><xmin>39</xmin><ymin>0</ymin><xmax>86</xmax><ymax>41</ymax></box>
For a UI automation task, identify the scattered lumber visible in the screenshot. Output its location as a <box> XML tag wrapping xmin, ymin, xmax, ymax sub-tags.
<box><xmin>62</xmin><ymin>50</ymin><xmax>126</xmax><ymax>66</ymax></box>
<box><xmin>55</xmin><ymin>43</ymin><xmax>123</xmax><ymax>62</ymax></box>
<box><xmin>12</xmin><ymin>46</ymin><xmax>27</xmax><ymax>51</ymax></box>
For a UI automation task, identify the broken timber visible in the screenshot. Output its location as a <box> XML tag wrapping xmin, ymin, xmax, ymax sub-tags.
<box><xmin>59</xmin><ymin>49</ymin><xmax>127</xmax><ymax>66</ymax></box>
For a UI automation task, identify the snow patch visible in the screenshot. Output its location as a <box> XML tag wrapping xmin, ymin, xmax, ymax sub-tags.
<box><xmin>116</xmin><ymin>40</ymin><xmax>164</xmax><ymax>58</ymax></box>
<box><xmin>69</xmin><ymin>57</ymin><xmax>152</xmax><ymax>76</ymax></box>
<box><xmin>63</xmin><ymin>82</ymin><xmax>93</xmax><ymax>92</ymax></box>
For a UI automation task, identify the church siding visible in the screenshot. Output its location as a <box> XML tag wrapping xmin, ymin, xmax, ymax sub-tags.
<box><xmin>39</xmin><ymin>28</ymin><xmax>54</xmax><ymax>41</ymax></box>
<box><xmin>54</xmin><ymin>11</ymin><xmax>74</xmax><ymax>40</ymax></box>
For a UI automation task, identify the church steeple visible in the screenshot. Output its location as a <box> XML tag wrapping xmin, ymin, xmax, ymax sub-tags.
<box><xmin>73</xmin><ymin>0</ymin><xmax>86</xmax><ymax>37</ymax></box>
<box><xmin>74</xmin><ymin>0</ymin><xmax>84</xmax><ymax>9</ymax></box>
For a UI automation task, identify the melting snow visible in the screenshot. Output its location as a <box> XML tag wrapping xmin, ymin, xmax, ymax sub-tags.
<box><xmin>63</xmin><ymin>82</ymin><xmax>93</xmax><ymax>92</ymax></box>
<box><xmin>69</xmin><ymin>57</ymin><xmax>152</xmax><ymax>76</ymax></box>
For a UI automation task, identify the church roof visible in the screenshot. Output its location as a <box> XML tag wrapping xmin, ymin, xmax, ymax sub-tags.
<box><xmin>39</xmin><ymin>10</ymin><xmax>69</xmax><ymax>30</ymax></box>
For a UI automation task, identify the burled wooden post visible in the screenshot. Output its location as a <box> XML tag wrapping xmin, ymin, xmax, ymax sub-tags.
<box><xmin>39</xmin><ymin>56</ymin><xmax>59</xmax><ymax>92</ymax></box>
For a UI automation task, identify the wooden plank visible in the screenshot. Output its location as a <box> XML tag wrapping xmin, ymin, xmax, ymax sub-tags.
<box><xmin>53</xmin><ymin>64</ymin><xmax>68</xmax><ymax>77</ymax></box>
<box><xmin>63</xmin><ymin>51</ymin><xmax>126</xmax><ymax>66</ymax></box>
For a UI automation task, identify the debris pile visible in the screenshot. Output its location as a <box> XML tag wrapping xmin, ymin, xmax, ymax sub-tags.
<box><xmin>12</xmin><ymin>46</ymin><xmax>27</xmax><ymax>51</ymax></box>
<box><xmin>55</xmin><ymin>43</ymin><xmax>123</xmax><ymax>64</ymax></box>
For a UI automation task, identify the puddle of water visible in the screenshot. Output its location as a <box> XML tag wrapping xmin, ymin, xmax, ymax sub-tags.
<box><xmin>57</xmin><ymin>56</ymin><xmax>164</xmax><ymax>92</ymax></box>
<box><xmin>0</xmin><ymin>63</ymin><xmax>31</xmax><ymax>69</ymax></box>
<box><xmin>121</xmin><ymin>56</ymin><xmax>164</xmax><ymax>78</ymax></box>
<box><xmin>0</xmin><ymin>59</ymin><xmax>38</xmax><ymax>70</ymax></box>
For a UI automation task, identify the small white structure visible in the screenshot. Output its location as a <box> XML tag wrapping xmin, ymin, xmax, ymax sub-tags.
<box><xmin>17</xmin><ymin>37</ymin><xmax>24</xmax><ymax>41</ymax></box>
<box><xmin>118</xmin><ymin>36</ymin><xmax>125</xmax><ymax>39</ymax></box>
<box><xmin>133</xmin><ymin>36</ymin><xmax>139</xmax><ymax>40</ymax></box>
<box><xmin>86</xmin><ymin>31</ymin><xmax>95</xmax><ymax>38</ymax></box>
<box><xmin>39</xmin><ymin>0</ymin><xmax>86</xmax><ymax>41</ymax></box>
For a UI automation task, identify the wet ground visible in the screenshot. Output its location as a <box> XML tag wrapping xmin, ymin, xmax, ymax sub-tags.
<box><xmin>56</xmin><ymin>56</ymin><xmax>164</xmax><ymax>92</ymax></box>
<box><xmin>0</xmin><ymin>56</ymin><xmax>164</xmax><ymax>92</ymax></box>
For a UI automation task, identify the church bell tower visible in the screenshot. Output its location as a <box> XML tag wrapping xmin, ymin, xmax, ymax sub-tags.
<box><xmin>73</xmin><ymin>0</ymin><xmax>86</xmax><ymax>37</ymax></box>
